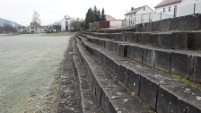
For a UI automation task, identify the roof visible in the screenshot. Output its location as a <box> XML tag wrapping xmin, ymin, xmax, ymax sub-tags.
<box><xmin>64</xmin><ymin>15</ymin><xmax>71</xmax><ymax>19</ymax></box>
<box><xmin>106</xmin><ymin>15</ymin><xmax>116</xmax><ymax>21</ymax></box>
<box><xmin>30</xmin><ymin>22</ymin><xmax>41</xmax><ymax>27</ymax></box>
<box><xmin>125</xmin><ymin>5</ymin><xmax>146</xmax><ymax>15</ymax></box>
<box><xmin>61</xmin><ymin>15</ymin><xmax>73</xmax><ymax>22</ymax></box>
<box><xmin>155</xmin><ymin>0</ymin><xmax>182</xmax><ymax>8</ymax></box>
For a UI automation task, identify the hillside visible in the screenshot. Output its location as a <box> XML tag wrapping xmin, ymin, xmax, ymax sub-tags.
<box><xmin>0</xmin><ymin>18</ymin><xmax>22</xmax><ymax>27</ymax></box>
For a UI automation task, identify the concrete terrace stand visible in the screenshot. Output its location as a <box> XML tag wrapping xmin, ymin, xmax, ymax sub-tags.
<box><xmin>59</xmin><ymin>14</ymin><xmax>201</xmax><ymax>113</ymax></box>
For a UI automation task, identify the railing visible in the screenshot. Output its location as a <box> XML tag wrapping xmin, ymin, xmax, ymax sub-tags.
<box><xmin>122</xmin><ymin>1</ymin><xmax>201</xmax><ymax>28</ymax></box>
<box><xmin>122</xmin><ymin>13</ymin><xmax>173</xmax><ymax>27</ymax></box>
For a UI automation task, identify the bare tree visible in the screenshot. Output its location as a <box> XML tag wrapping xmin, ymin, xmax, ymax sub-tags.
<box><xmin>0</xmin><ymin>26</ymin><xmax>3</xmax><ymax>33</ymax></box>
<box><xmin>1</xmin><ymin>24</ymin><xmax>17</xmax><ymax>33</ymax></box>
<box><xmin>53</xmin><ymin>21</ymin><xmax>60</xmax><ymax>25</ymax></box>
<box><xmin>32</xmin><ymin>11</ymin><xmax>41</xmax><ymax>24</ymax></box>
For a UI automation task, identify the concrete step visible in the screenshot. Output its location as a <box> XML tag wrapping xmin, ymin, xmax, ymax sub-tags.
<box><xmin>135</xmin><ymin>14</ymin><xmax>201</xmax><ymax>32</ymax></box>
<box><xmin>72</xmin><ymin>39</ymin><xmax>104</xmax><ymax>113</ymax></box>
<box><xmin>76</xmin><ymin>35</ymin><xmax>201</xmax><ymax>113</ymax></box>
<box><xmin>82</xmin><ymin>27</ymin><xmax>136</xmax><ymax>34</ymax></box>
<box><xmin>58</xmin><ymin>38</ymin><xmax>81</xmax><ymax>113</ymax></box>
<box><xmin>74</xmin><ymin>36</ymin><xmax>154</xmax><ymax>113</ymax></box>
<box><xmin>82</xmin><ymin>35</ymin><xmax>201</xmax><ymax>83</ymax></box>
<box><xmin>83</xmin><ymin>31</ymin><xmax>201</xmax><ymax>51</ymax></box>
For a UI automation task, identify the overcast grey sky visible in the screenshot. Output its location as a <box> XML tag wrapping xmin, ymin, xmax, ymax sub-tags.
<box><xmin>0</xmin><ymin>0</ymin><xmax>162</xmax><ymax>26</ymax></box>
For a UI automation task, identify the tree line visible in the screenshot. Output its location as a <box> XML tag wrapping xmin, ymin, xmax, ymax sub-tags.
<box><xmin>0</xmin><ymin>24</ymin><xmax>17</xmax><ymax>33</ymax></box>
<box><xmin>84</xmin><ymin>6</ymin><xmax>106</xmax><ymax>29</ymax></box>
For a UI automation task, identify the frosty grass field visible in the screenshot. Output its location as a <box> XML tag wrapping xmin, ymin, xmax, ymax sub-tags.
<box><xmin>0</xmin><ymin>32</ymin><xmax>75</xmax><ymax>113</ymax></box>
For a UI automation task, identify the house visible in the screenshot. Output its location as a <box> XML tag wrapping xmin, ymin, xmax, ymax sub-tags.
<box><xmin>106</xmin><ymin>15</ymin><xmax>116</xmax><ymax>21</ymax></box>
<box><xmin>28</xmin><ymin>22</ymin><xmax>43</xmax><ymax>34</ymax></box>
<box><xmin>60</xmin><ymin>15</ymin><xmax>74</xmax><ymax>31</ymax></box>
<box><xmin>125</xmin><ymin>5</ymin><xmax>154</xmax><ymax>26</ymax></box>
<box><xmin>49</xmin><ymin>25</ymin><xmax>61</xmax><ymax>33</ymax></box>
<box><xmin>43</xmin><ymin>26</ymin><xmax>50</xmax><ymax>33</ymax></box>
<box><xmin>17</xmin><ymin>26</ymin><xmax>27</xmax><ymax>34</ymax></box>
<box><xmin>155</xmin><ymin>0</ymin><xmax>201</xmax><ymax>17</ymax></box>
<box><xmin>105</xmin><ymin>15</ymin><xmax>122</xmax><ymax>28</ymax></box>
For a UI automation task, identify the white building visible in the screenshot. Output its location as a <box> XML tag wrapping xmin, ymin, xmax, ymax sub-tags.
<box><xmin>106</xmin><ymin>15</ymin><xmax>116</xmax><ymax>21</ymax></box>
<box><xmin>28</xmin><ymin>22</ymin><xmax>43</xmax><ymax>34</ymax></box>
<box><xmin>60</xmin><ymin>15</ymin><xmax>74</xmax><ymax>31</ymax></box>
<box><xmin>125</xmin><ymin>5</ymin><xmax>154</xmax><ymax>26</ymax></box>
<box><xmin>155</xmin><ymin>0</ymin><xmax>201</xmax><ymax>17</ymax></box>
<box><xmin>105</xmin><ymin>15</ymin><xmax>123</xmax><ymax>28</ymax></box>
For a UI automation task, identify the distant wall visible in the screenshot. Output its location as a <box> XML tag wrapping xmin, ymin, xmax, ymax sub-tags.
<box><xmin>110</xmin><ymin>20</ymin><xmax>122</xmax><ymax>28</ymax></box>
<box><xmin>90</xmin><ymin>21</ymin><xmax>110</xmax><ymax>30</ymax></box>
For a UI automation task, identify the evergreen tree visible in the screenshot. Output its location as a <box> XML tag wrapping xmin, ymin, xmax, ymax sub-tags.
<box><xmin>84</xmin><ymin>6</ymin><xmax>107</xmax><ymax>29</ymax></box>
<box><xmin>88</xmin><ymin>8</ymin><xmax>95</xmax><ymax>22</ymax></box>
<box><xmin>94</xmin><ymin>6</ymin><xmax>102</xmax><ymax>21</ymax></box>
<box><xmin>85</xmin><ymin>8</ymin><xmax>95</xmax><ymax>29</ymax></box>
<box><xmin>84</xmin><ymin>9</ymin><xmax>90</xmax><ymax>29</ymax></box>
<box><xmin>101</xmin><ymin>8</ymin><xmax>106</xmax><ymax>21</ymax></box>
<box><xmin>94</xmin><ymin>6</ymin><xmax>98</xmax><ymax>21</ymax></box>
<box><xmin>97</xmin><ymin>10</ymin><xmax>101</xmax><ymax>21</ymax></box>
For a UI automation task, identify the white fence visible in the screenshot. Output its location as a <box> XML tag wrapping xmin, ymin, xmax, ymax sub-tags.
<box><xmin>122</xmin><ymin>1</ymin><xmax>201</xmax><ymax>27</ymax></box>
<box><xmin>122</xmin><ymin>13</ymin><xmax>173</xmax><ymax>27</ymax></box>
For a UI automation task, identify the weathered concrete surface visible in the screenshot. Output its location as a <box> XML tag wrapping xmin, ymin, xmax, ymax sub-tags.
<box><xmin>191</xmin><ymin>32</ymin><xmax>201</xmax><ymax>50</ymax></box>
<box><xmin>0</xmin><ymin>33</ymin><xmax>74</xmax><ymax>113</ymax></box>
<box><xmin>127</xmin><ymin>45</ymin><xmax>144</xmax><ymax>62</ymax></box>
<box><xmin>75</xmin><ymin>37</ymin><xmax>152</xmax><ymax>113</ymax></box>
<box><xmin>77</xmin><ymin>34</ymin><xmax>201</xmax><ymax>113</ymax></box>
<box><xmin>143</xmin><ymin>48</ymin><xmax>154</xmax><ymax>66</ymax></box>
<box><xmin>135</xmin><ymin>14</ymin><xmax>201</xmax><ymax>32</ymax></box>
<box><xmin>84</xmin><ymin>35</ymin><xmax>201</xmax><ymax>82</ymax></box>
<box><xmin>58</xmin><ymin>38</ymin><xmax>81</xmax><ymax>113</ymax></box>
<box><xmin>193</xmin><ymin>56</ymin><xmax>201</xmax><ymax>82</ymax></box>
<box><xmin>85</xmin><ymin>31</ymin><xmax>201</xmax><ymax>51</ymax></box>
<box><xmin>170</xmin><ymin>52</ymin><xmax>194</xmax><ymax>79</ymax></box>
<box><xmin>72</xmin><ymin>39</ymin><xmax>103</xmax><ymax>113</ymax></box>
<box><xmin>154</xmin><ymin>50</ymin><xmax>171</xmax><ymax>72</ymax></box>
<box><xmin>78</xmin><ymin>14</ymin><xmax>201</xmax><ymax>113</ymax></box>
<box><xmin>118</xmin><ymin>44</ymin><xmax>127</xmax><ymax>57</ymax></box>
<box><xmin>157</xmin><ymin>85</ymin><xmax>201</xmax><ymax>113</ymax></box>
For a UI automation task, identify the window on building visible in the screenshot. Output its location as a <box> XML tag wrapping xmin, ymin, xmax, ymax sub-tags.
<box><xmin>143</xmin><ymin>7</ymin><xmax>146</xmax><ymax>11</ymax></box>
<box><xmin>163</xmin><ymin>8</ymin><xmax>166</xmax><ymax>13</ymax></box>
<box><xmin>31</xmin><ymin>27</ymin><xmax>34</xmax><ymax>29</ymax></box>
<box><xmin>169</xmin><ymin>7</ymin><xmax>171</xmax><ymax>12</ymax></box>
